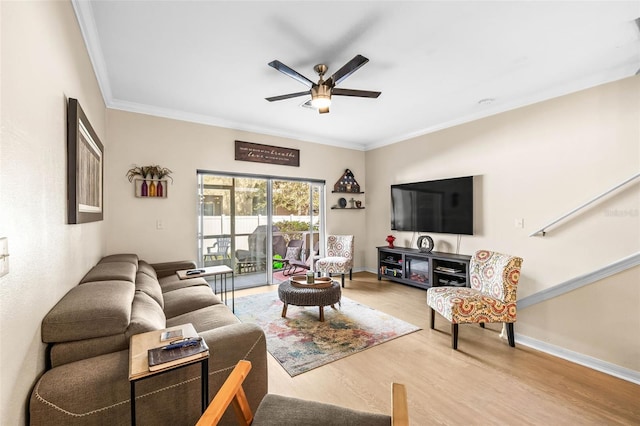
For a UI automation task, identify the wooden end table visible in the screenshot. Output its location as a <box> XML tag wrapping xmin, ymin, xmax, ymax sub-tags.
<box><xmin>128</xmin><ymin>323</ymin><xmax>209</xmax><ymax>425</ymax></box>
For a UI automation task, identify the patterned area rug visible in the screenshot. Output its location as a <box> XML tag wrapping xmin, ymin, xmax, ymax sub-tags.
<box><xmin>233</xmin><ymin>291</ymin><xmax>420</xmax><ymax>377</ymax></box>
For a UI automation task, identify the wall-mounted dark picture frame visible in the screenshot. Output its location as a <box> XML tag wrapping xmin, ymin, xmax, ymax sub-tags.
<box><xmin>67</xmin><ymin>98</ymin><xmax>104</xmax><ymax>224</ymax></box>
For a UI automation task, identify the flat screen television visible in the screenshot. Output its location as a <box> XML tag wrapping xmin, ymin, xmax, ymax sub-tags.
<box><xmin>391</xmin><ymin>176</ymin><xmax>474</xmax><ymax>235</ymax></box>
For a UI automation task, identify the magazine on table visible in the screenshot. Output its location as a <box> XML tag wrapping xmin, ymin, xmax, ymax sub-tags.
<box><xmin>148</xmin><ymin>337</ymin><xmax>209</xmax><ymax>371</ymax></box>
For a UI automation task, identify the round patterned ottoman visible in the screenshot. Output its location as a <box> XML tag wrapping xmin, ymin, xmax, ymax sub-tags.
<box><xmin>278</xmin><ymin>280</ymin><xmax>342</xmax><ymax>322</ymax></box>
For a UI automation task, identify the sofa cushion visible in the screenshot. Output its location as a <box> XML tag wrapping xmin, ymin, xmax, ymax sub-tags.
<box><xmin>42</xmin><ymin>281</ymin><xmax>135</xmax><ymax>343</ymax></box>
<box><xmin>136</xmin><ymin>272</ymin><xmax>164</xmax><ymax>309</ymax></box>
<box><xmin>159</xmin><ymin>274</ymin><xmax>209</xmax><ymax>293</ymax></box>
<box><xmin>253</xmin><ymin>394</ymin><xmax>391</xmax><ymax>426</ymax></box>
<box><xmin>162</xmin><ymin>286</ymin><xmax>221</xmax><ymax>319</ymax></box>
<box><xmin>99</xmin><ymin>253</ymin><xmax>139</xmax><ymax>267</ymax></box>
<box><xmin>50</xmin><ymin>334</ymin><xmax>128</xmax><ymax>368</ymax></box>
<box><xmin>80</xmin><ymin>262</ymin><xmax>137</xmax><ymax>284</ymax></box>
<box><xmin>126</xmin><ymin>292</ymin><xmax>166</xmax><ymax>339</ymax></box>
<box><xmin>151</xmin><ymin>260</ymin><xmax>197</xmax><ymax>278</ymax></box>
<box><xmin>138</xmin><ymin>260</ymin><xmax>158</xmax><ymax>279</ymax></box>
<box><xmin>166</xmin><ymin>303</ymin><xmax>239</xmax><ymax>332</ymax></box>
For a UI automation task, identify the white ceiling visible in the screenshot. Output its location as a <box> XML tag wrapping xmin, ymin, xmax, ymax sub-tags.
<box><xmin>73</xmin><ymin>1</ymin><xmax>640</xmax><ymax>151</ymax></box>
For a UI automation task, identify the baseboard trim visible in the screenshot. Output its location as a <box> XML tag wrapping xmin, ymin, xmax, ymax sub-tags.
<box><xmin>516</xmin><ymin>335</ymin><xmax>640</xmax><ymax>385</ymax></box>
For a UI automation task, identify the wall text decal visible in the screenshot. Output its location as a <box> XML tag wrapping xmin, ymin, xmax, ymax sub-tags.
<box><xmin>235</xmin><ymin>140</ymin><xmax>299</xmax><ymax>167</ymax></box>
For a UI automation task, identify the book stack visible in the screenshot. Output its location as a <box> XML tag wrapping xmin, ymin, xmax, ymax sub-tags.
<box><xmin>148</xmin><ymin>337</ymin><xmax>209</xmax><ymax>372</ymax></box>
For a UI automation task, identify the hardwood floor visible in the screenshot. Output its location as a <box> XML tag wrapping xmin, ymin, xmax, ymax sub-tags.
<box><xmin>235</xmin><ymin>272</ymin><xmax>640</xmax><ymax>425</ymax></box>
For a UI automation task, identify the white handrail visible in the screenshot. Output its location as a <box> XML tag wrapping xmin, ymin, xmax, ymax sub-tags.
<box><xmin>529</xmin><ymin>172</ymin><xmax>640</xmax><ymax>237</ymax></box>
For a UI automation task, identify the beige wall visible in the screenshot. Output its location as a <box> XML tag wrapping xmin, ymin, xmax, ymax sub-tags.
<box><xmin>517</xmin><ymin>266</ymin><xmax>639</xmax><ymax>369</ymax></box>
<box><xmin>0</xmin><ymin>1</ymin><xmax>107</xmax><ymax>425</ymax></box>
<box><xmin>1</xmin><ymin>2</ymin><xmax>638</xmax><ymax>424</ymax></box>
<box><xmin>104</xmin><ymin>109</ymin><xmax>367</xmax><ymax>266</ymax></box>
<box><xmin>365</xmin><ymin>76</ymin><xmax>640</xmax><ymax>370</ymax></box>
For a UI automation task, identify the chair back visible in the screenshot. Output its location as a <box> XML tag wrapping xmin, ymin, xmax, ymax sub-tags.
<box><xmin>469</xmin><ymin>250</ymin><xmax>523</xmax><ymax>303</ymax></box>
<box><xmin>326</xmin><ymin>235</ymin><xmax>354</xmax><ymax>259</ymax></box>
<box><xmin>209</xmin><ymin>237</ymin><xmax>231</xmax><ymax>255</ymax></box>
<box><xmin>284</xmin><ymin>239</ymin><xmax>304</xmax><ymax>260</ymax></box>
<box><xmin>217</xmin><ymin>237</ymin><xmax>231</xmax><ymax>252</ymax></box>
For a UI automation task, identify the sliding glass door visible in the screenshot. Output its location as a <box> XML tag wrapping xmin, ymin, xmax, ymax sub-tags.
<box><xmin>198</xmin><ymin>172</ymin><xmax>324</xmax><ymax>289</ymax></box>
<box><xmin>271</xmin><ymin>180</ymin><xmax>323</xmax><ymax>283</ymax></box>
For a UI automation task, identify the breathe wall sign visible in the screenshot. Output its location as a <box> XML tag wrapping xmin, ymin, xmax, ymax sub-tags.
<box><xmin>235</xmin><ymin>140</ymin><xmax>300</xmax><ymax>167</ymax></box>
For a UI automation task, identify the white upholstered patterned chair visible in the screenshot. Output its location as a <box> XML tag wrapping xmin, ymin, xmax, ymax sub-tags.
<box><xmin>426</xmin><ymin>250</ymin><xmax>523</xmax><ymax>349</ymax></box>
<box><xmin>316</xmin><ymin>235</ymin><xmax>354</xmax><ymax>288</ymax></box>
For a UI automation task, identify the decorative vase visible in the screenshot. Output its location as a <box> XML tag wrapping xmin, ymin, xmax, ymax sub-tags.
<box><xmin>149</xmin><ymin>180</ymin><xmax>156</xmax><ymax>197</ymax></box>
<box><xmin>385</xmin><ymin>235</ymin><xmax>396</xmax><ymax>248</ymax></box>
<box><xmin>141</xmin><ymin>180</ymin><xmax>148</xmax><ymax>197</ymax></box>
<box><xmin>157</xmin><ymin>181</ymin><xmax>164</xmax><ymax>197</ymax></box>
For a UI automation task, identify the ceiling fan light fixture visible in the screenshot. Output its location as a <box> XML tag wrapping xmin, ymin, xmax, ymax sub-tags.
<box><xmin>311</xmin><ymin>85</ymin><xmax>331</xmax><ymax>108</ymax></box>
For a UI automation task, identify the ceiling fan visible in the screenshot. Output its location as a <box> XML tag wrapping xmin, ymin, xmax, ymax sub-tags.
<box><xmin>265</xmin><ymin>54</ymin><xmax>381</xmax><ymax>114</ymax></box>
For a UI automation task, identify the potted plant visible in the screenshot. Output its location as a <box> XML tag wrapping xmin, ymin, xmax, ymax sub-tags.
<box><xmin>126</xmin><ymin>165</ymin><xmax>150</xmax><ymax>182</ymax></box>
<box><xmin>126</xmin><ymin>165</ymin><xmax>151</xmax><ymax>196</ymax></box>
<box><xmin>150</xmin><ymin>165</ymin><xmax>173</xmax><ymax>197</ymax></box>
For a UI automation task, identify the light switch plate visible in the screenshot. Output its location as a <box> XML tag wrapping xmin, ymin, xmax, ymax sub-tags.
<box><xmin>0</xmin><ymin>237</ymin><xmax>9</xmax><ymax>277</ymax></box>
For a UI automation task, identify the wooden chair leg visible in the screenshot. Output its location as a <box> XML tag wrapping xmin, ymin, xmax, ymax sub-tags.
<box><xmin>341</xmin><ymin>274</ymin><xmax>345</xmax><ymax>287</ymax></box>
<box><xmin>319</xmin><ymin>306</ymin><xmax>325</xmax><ymax>322</ymax></box>
<box><xmin>506</xmin><ymin>323</ymin><xmax>515</xmax><ymax>347</ymax></box>
<box><xmin>430</xmin><ymin>308</ymin><xmax>435</xmax><ymax>329</ymax></box>
<box><xmin>281</xmin><ymin>303</ymin><xmax>288</xmax><ymax>318</ymax></box>
<box><xmin>451</xmin><ymin>323</ymin><xmax>458</xmax><ymax>350</ymax></box>
<box><xmin>349</xmin><ymin>269</ymin><xmax>352</xmax><ymax>280</ymax></box>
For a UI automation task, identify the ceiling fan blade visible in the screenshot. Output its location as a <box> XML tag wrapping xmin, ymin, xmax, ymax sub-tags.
<box><xmin>265</xmin><ymin>90</ymin><xmax>311</xmax><ymax>102</ymax></box>
<box><xmin>268</xmin><ymin>60</ymin><xmax>315</xmax><ymax>88</ymax></box>
<box><xmin>326</xmin><ymin>54</ymin><xmax>369</xmax><ymax>87</ymax></box>
<box><xmin>332</xmin><ymin>88</ymin><xmax>381</xmax><ymax>98</ymax></box>
<box><xmin>319</xmin><ymin>107</ymin><xmax>330</xmax><ymax>114</ymax></box>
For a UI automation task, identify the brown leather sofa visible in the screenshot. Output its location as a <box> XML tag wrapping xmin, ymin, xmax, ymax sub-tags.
<box><xmin>29</xmin><ymin>254</ymin><xmax>267</xmax><ymax>425</ymax></box>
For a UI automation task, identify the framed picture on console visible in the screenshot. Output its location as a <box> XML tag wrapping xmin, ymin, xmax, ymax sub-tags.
<box><xmin>67</xmin><ymin>98</ymin><xmax>104</xmax><ymax>224</ymax></box>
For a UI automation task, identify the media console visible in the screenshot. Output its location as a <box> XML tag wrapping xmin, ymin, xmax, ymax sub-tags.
<box><xmin>377</xmin><ymin>246</ymin><xmax>471</xmax><ymax>290</ymax></box>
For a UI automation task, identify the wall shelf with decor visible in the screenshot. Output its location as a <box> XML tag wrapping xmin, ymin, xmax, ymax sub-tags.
<box><xmin>134</xmin><ymin>179</ymin><xmax>168</xmax><ymax>198</ymax></box>
<box><xmin>333</xmin><ymin>169</ymin><xmax>361</xmax><ymax>193</ymax></box>
<box><xmin>126</xmin><ymin>164</ymin><xmax>173</xmax><ymax>199</ymax></box>
<box><xmin>332</xmin><ymin>169</ymin><xmax>364</xmax><ymax>209</ymax></box>
<box><xmin>332</xmin><ymin>196</ymin><xmax>364</xmax><ymax>210</ymax></box>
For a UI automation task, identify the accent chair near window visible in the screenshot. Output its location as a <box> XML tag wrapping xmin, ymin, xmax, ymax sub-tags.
<box><xmin>316</xmin><ymin>235</ymin><xmax>354</xmax><ymax>287</ymax></box>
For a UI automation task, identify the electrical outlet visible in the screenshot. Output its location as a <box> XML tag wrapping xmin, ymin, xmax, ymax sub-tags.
<box><xmin>514</xmin><ymin>218</ymin><xmax>524</xmax><ymax>228</ymax></box>
<box><xmin>0</xmin><ymin>237</ymin><xmax>9</xmax><ymax>277</ymax></box>
<box><xmin>156</xmin><ymin>219</ymin><xmax>164</xmax><ymax>230</ymax></box>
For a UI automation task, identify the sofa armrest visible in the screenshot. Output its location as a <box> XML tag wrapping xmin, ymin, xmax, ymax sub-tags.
<box><xmin>150</xmin><ymin>260</ymin><xmax>197</xmax><ymax>278</ymax></box>
<box><xmin>200</xmin><ymin>323</ymin><xmax>268</xmax><ymax>424</ymax></box>
<box><xmin>31</xmin><ymin>323</ymin><xmax>268</xmax><ymax>425</ymax></box>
